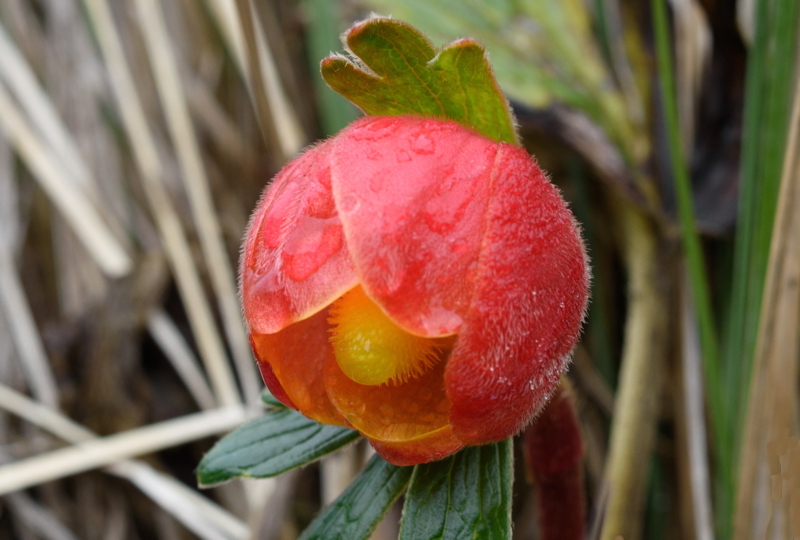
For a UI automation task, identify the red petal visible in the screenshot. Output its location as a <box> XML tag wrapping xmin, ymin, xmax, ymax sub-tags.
<box><xmin>241</xmin><ymin>141</ymin><xmax>358</xmax><ymax>334</ymax></box>
<box><xmin>330</xmin><ymin>116</ymin><xmax>496</xmax><ymax>337</ymax></box>
<box><xmin>252</xmin><ymin>345</ymin><xmax>297</xmax><ymax>410</ymax></box>
<box><xmin>250</xmin><ymin>310</ymin><xmax>346</xmax><ymax>426</ymax></box>
<box><xmin>323</xmin><ymin>337</ymin><xmax>463</xmax><ymax>464</ymax></box>
<box><xmin>445</xmin><ymin>145</ymin><xmax>589</xmax><ymax>444</ymax></box>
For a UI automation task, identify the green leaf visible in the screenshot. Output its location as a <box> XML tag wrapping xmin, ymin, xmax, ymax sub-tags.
<box><xmin>321</xmin><ymin>17</ymin><xmax>518</xmax><ymax>145</ymax></box>
<box><xmin>359</xmin><ymin>1</ymin><xmax>647</xmax><ymax>163</ymax></box>
<box><xmin>399</xmin><ymin>438</ymin><xmax>514</xmax><ymax>540</ymax></box>
<box><xmin>197</xmin><ymin>409</ymin><xmax>360</xmax><ymax>487</ymax></box>
<box><xmin>299</xmin><ymin>455</ymin><xmax>412</xmax><ymax>540</ymax></box>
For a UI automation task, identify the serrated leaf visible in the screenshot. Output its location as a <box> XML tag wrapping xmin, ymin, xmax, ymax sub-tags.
<box><xmin>197</xmin><ymin>409</ymin><xmax>359</xmax><ymax>487</ymax></box>
<box><xmin>321</xmin><ymin>18</ymin><xmax>518</xmax><ymax>145</ymax></box>
<box><xmin>361</xmin><ymin>1</ymin><xmax>648</xmax><ymax>163</ymax></box>
<box><xmin>299</xmin><ymin>455</ymin><xmax>412</xmax><ymax>540</ymax></box>
<box><xmin>399</xmin><ymin>438</ymin><xmax>513</xmax><ymax>540</ymax></box>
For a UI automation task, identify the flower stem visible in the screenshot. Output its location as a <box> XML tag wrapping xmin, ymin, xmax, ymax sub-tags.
<box><xmin>524</xmin><ymin>379</ymin><xmax>585</xmax><ymax>540</ymax></box>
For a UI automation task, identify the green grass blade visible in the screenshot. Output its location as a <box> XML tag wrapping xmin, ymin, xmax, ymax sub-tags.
<box><xmin>651</xmin><ymin>0</ymin><xmax>725</xmax><ymax>453</ymax></box>
<box><xmin>720</xmin><ymin>0</ymin><xmax>800</xmax><ymax>534</ymax></box>
<box><xmin>652</xmin><ymin>0</ymin><xmax>732</xmax><ymax>531</ymax></box>
<box><xmin>724</xmin><ymin>0</ymin><xmax>800</xmax><ymax>439</ymax></box>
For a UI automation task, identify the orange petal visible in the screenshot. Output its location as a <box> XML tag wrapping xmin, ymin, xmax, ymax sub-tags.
<box><xmin>250</xmin><ymin>310</ymin><xmax>345</xmax><ymax>426</ymax></box>
<box><xmin>252</xmin><ymin>347</ymin><xmax>297</xmax><ymax>410</ymax></box>
<box><xmin>241</xmin><ymin>140</ymin><xmax>358</xmax><ymax>334</ymax></box>
<box><xmin>330</xmin><ymin>116</ymin><xmax>496</xmax><ymax>337</ymax></box>
<box><xmin>365</xmin><ymin>425</ymin><xmax>463</xmax><ymax>466</ymax></box>
<box><xmin>323</xmin><ymin>337</ymin><xmax>463</xmax><ymax>464</ymax></box>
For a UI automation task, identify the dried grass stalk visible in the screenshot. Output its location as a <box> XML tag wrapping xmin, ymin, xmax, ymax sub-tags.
<box><xmin>146</xmin><ymin>309</ymin><xmax>217</xmax><ymax>411</ymax></box>
<box><xmin>204</xmin><ymin>0</ymin><xmax>305</xmax><ymax>156</ymax></box>
<box><xmin>134</xmin><ymin>0</ymin><xmax>256</xmax><ymax>408</ymax></box>
<box><xmin>0</xmin><ymin>82</ymin><xmax>131</xmax><ymax>277</ymax></box>
<box><xmin>600</xmin><ymin>201</ymin><xmax>668</xmax><ymax>540</ymax></box>
<box><xmin>0</xmin><ymin>384</ymin><xmax>249</xmax><ymax>540</ymax></box>
<box><xmin>734</xmin><ymin>60</ymin><xmax>800</xmax><ymax>540</ymax></box>
<box><xmin>81</xmin><ymin>0</ymin><xmax>242</xmax><ymax>409</ymax></box>
<box><xmin>678</xmin><ymin>273</ymin><xmax>714</xmax><ymax>540</ymax></box>
<box><xmin>0</xmin><ymin>397</ymin><xmax>245</xmax><ymax>495</ymax></box>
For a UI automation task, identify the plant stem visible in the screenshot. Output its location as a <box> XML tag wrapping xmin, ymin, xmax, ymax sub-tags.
<box><xmin>524</xmin><ymin>380</ymin><xmax>585</xmax><ymax>540</ymax></box>
<box><xmin>651</xmin><ymin>0</ymin><xmax>731</xmax><ymax>530</ymax></box>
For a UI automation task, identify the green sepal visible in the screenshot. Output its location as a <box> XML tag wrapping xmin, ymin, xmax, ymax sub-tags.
<box><xmin>321</xmin><ymin>17</ymin><xmax>518</xmax><ymax>145</ymax></box>
<box><xmin>299</xmin><ymin>455</ymin><xmax>412</xmax><ymax>540</ymax></box>
<box><xmin>197</xmin><ymin>409</ymin><xmax>360</xmax><ymax>487</ymax></box>
<box><xmin>399</xmin><ymin>438</ymin><xmax>514</xmax><ymax>540</ymax></box>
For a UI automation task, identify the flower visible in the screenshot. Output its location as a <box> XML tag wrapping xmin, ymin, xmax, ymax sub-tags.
<box><xmin>240</xmin><ymin>115</ymin><xmax>589</xmax><ymax>466</ymax></box>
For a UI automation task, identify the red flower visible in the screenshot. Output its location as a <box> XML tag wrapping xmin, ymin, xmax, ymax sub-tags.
<box><xmin>240</xmin><ymin>116</ymin><xmax>589</xmax><ymax>466</ymax></box>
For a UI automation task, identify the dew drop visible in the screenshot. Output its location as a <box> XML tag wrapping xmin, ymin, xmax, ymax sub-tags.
<box><xmin>339</xmin><ymin>194</ymin><xmax>359</xmax><ymax>213</ymax></box>
<box><xmin>452</xmin><ymin>239</ymin><xmax>468</xmax><ymax>254</ymax></box>
<box><xmin>350</xmin><ymin>120</ymin><xmax>394</xmax><ymax>141</ymax></box>
<box><xmin>281</xmin><ymin>218</ymin><xmax>343</xmax><ymax>281</ymax></box>
<box><xmin>254</xmin><ymin>269</ymin><xmax>282</xmax><ymax>292</ymax></box>
<box><xmin>411</xmin><ymin>132</ymin><xmax>435</xmax><ymax>154</ymax></box>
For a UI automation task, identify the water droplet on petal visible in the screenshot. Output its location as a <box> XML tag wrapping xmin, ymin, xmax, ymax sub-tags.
<box><xmin>420</xmin><ymin>307</ymin><xmax>463</xmax><ymax>335</ymax></box>
<box><xmin>411</xmin><ymin>132</ymin><xmax>435</xmax><ymax>154</ymax></box>
<box><xmin>281</xmin><ymin>218</ymin><xmax>344</xmax><ymax>281</ymax></box>
<box><xmin>339</xmin><ymin>194</ymin><xmax>360</xmax><ymax>213</ymax></box>
<box><xmin>254</xmin><ymin>269</ymin><xmax>282</xmax><ymax>292</ymax></box>
<box><xmin>349</xmin><ymin>119</ymin><xmax>395</xmax><ymax>141</ymax></box>
<box><xmin>368</xmin><ymin>254</ymin><xmax>405</xmax><ymax>294</ymax></box>
<box><xmin>452</xmin><ymin>239</ymin><xmax>468</xmax><ymax>254</ymax></box>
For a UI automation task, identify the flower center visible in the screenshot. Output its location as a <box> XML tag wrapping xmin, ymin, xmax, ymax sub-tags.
<box><xmin>328</xmin><ymin>286</ymin><xmax>450</xmax><ymax>386</ymax></box>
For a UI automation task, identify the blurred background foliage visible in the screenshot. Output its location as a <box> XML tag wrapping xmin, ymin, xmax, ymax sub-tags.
<box><xmin>0</xmin><ymin>0</ymin><xmax>797</xmax><ymax>539</ymax></box>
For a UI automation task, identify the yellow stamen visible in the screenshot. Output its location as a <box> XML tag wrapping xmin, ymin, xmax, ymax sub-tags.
<box><xmin>328</xmin><ymin>286</ymin><xmax>448</xmax><ymax>386</ymax></box>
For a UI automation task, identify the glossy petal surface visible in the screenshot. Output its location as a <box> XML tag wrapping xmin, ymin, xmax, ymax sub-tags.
<box><xmin>250</xmin><ymin>310</ymin><xmax>345</xmax><ymax>426</ymax></box>
<box><xmin>331</xmin><ymin>116</ymin><xmax>495</xmax><ymax>337</ymax></box>
<box><xmin>445</xmin><ymin>145</ymin><xmax>589</xmax><ymax>444</ymax></box>
<box><xmin>242</xmin><ymin>142</ymin><xmax>359</xmax><ymax>334</ymax></box>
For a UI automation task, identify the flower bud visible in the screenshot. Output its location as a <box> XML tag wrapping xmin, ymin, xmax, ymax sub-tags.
<box><xmin>241</xmin><ymin>115</ymin><xmax>589</xmax><ymax>465</ymax></box>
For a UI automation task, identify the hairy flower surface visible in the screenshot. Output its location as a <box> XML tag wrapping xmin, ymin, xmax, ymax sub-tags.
<box><xmin>241</xmin><ymin>115</ymin><xmax>589</xmax><ymax>465</ymax></box>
